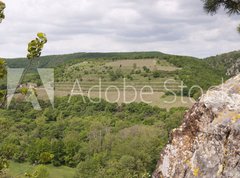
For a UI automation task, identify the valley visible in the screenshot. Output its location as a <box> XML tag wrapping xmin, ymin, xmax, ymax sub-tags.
<box><xmin>0</xmin><ymin>51</ymin><xmax>237</xmax><ymax>178</ymax></box>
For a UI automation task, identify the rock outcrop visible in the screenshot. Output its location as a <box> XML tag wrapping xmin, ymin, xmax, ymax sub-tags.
<box><xmin>226</xmin><ymin>58</ymin><xmax>240</xmax><ymax>76</ymax></box>
<box><xmin>153</xmin><ymin>75</ymin><xmax>240</xmax><ymax>178</ymax></box>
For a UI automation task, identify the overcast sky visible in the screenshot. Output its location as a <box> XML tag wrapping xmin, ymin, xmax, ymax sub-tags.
<box><xmin>0</xmin><ymin>0</ymin><xmax>239</xmax><ymax>58</ymax></box>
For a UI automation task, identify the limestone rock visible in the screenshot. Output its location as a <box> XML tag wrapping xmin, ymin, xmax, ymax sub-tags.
<box><xmin>153</xmin><ymin>75</ymin><xmax>240</xmax><ymax>178</ymax></box>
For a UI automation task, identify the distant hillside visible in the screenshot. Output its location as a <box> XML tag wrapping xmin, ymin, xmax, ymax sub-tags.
<box><xmin>5</xmin><ymin>52</ymin><xmax>165</xmax><ymax>68</ymax></box>
<box><xmin>205</xmin><ymin>50</ymin><xmax>240</xmax><ymax>77</ymax></box>
<box><xmin>3</xmin><ymin>51</ymin><xmax>228</xmax><ymax>99</ymax></box>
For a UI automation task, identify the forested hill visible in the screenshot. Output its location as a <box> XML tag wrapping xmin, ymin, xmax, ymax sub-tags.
<box><xmin>6</xmin><ymin>50</ymin><xmax>238</xmax><ymax>75</ymax></box>
<box><xmin>205</xmin><ymin>50</ymin><xmax>240</xmax><ymax>77</ymax></box>
<box><xmin>5</xmin><ymin>52</ymin><xmax>165</xmax><ymax>68</ymax></box>
<box><xmin>4</xmin><ymin>51</ymin><xmax>229</xmax><ymax>99</ymax></box>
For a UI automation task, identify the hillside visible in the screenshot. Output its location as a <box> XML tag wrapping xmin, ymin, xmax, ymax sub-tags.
<box><xmin>0</xmin><ymin>50</ymin><xmax>238</xmax><ymax>178</ymax></box>
<box><xmin>4</xmin><ymin>51</ymin><xmax>226</xmax><ymax>101</ymax></box>
<box><xmin>5</xmin><ymin>52</ymin><xmax>165</xmax><ymax>68</ymax></box>
<box><xmin>0</xmin><ymin>96</ymin><xmax>187</xmax><ymax>177</ymax></box>
<box><xmin>206</xmin><ymin>50</ymin><xmax>240</xmax><ymax>77</ymax></box>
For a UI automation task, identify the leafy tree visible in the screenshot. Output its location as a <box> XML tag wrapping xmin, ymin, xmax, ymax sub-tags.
<box><xmin>0</xmin><ymin>0</ymin><xmax>47</xmax><ymax>108</ymax></box>
<box><xmin>143</xmin><ymin>66</ymin><xmax>150</xmax><ymax>73</ymax></box>
<box><xmin>202</xmin><ymin>0</ymin><xmax>240</xmax><ymax>32</ymax></box>
<box><xmin>0</xmin><ymin>1</ymin><xmax>5</xmax><ymax>22</ymax></box>
<box><xmin>152</xmin><ymin>70</ymin><xmax>161</xmax><ymax>78</ymax></box>
<box><xmin>0</xmin><ymin>1</ymin><xmax>6</xmax><ymax>106</ymax></box>
<box><xmin>19</xmin><ymin>32</ymin><xmax>48</xmax><ymax>87</ymax></box>
<box><xmin>108</xmin><ymin>69</ymin><xmax>124</xmax><ymax>81</ymax></box>
<box><xmin>39</xmin><ymin>152</ymin><xmax>54</xmax><ymax>164</ymax></box>
<box><xmin>51</xmin><ymin>139</ymin><xmax>65</xmax><ymax>166</ymax></box>
<box><xmin>0</xmin><ymin>95</ymin><xmax>187</xmax><ymax>176</ymax></box>
<box><xmin>0</xmin><ymin>157</ymin><xmax>8</xmax><ymax>176</ymax></box>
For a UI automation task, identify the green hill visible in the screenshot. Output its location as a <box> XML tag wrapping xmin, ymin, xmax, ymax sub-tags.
<box><xmin>205</xmin><ymin>50</ymin><xmax>240</xmax><ymax>77</ymax></box>
<box><xmin>5</xmin><ymin>52</ymin><xmax>165</xmax><ymax>68</ymax></box>
<box><xmin>0</xmin><ymin>50</ymin><xmax>237</xmax><ymax>178</ymax></box>
<box><xmin>4</xmin><ymin>51</ymin><xmax>227</xmax><ymax>100</ymax></box>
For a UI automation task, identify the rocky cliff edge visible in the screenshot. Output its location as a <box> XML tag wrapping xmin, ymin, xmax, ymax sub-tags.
<box><xmin>153</xmin><ymin>75</ymin><xmax>240</xmax><ymax>178</ymax></box>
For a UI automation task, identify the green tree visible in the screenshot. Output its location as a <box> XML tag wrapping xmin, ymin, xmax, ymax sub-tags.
<box><xmin>0</xmin><ymin>1</ymin><xmax>5</xmax><ymax>22</ymax></box>
<box><xmin>0</xmin><ymin>157</ymin><xmax>8</xmax><ymax>176</ymax></box>
<box><xmin>39</xmin><ymin>152</ymin><xmax>54</xmax><ymax>164</ymax></box>
<box><xmin>202</xmin><ymin>0</ymin><xmax>240</xmax><ymax>32</ymax></box>
<box><xmin>19</xmin><ymin>32</ymin><xmax>48</xmax><ymax>86</ymax></box>
<box><xmin>0</xmin><ymin>1</ymin><xmax>47</xmax><ymax>108</ymax></box>
<box><xmin>0</xmin><ymin>1</ymin><xmax>6</xmax><ymax>106</ymax></box>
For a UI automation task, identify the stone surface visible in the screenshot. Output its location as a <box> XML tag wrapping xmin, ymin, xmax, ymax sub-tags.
<box><xmin>153</xmin><ymin>75</ymin><xmax>240</xmax><ymax>178</ymax></box>
<box><xmin>226</xmin><ymin>58</ymin><xmax>240</xmax><ymax>76</ymax></box>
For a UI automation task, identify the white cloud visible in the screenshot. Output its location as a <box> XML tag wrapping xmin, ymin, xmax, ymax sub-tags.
<box><xmin>0</xmin><ymin>0</ymin><xmax>239</xmax><ymax>58</ymax></box>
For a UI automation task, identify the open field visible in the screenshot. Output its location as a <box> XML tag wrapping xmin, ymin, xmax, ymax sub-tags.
<box><xmin>54</xmin><ymin>90</ymin><xmax>194</xmax><ymax>110</ymax></box>
<box><xmin>57</xmin><ymin>58</ymin><xmax>180</xmax><ymax>82</ymax></box>
<box><xmin>10</xmin><ymin>57</ymin><xmax>198</xmax><ymax>109</ymax></box>
<box><xmin>6</xmin><ymin>161</ymin><xmax>75</xmax><ymax>178</ymax></box>
<box><xmin>14</xmin><ymin>80</ymin><xmax>194</xmax><ymax>109</ymax></box>
<box><xmin>105</xmin><ymin>59</ymin><xmax>179</xmax><ymax>71</ymax></box>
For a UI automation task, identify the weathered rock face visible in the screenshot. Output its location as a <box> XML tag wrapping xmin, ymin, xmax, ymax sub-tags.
<box><xmin>153</xmin><ymin>75</ymin><xmax>240</xmax><ymax>178</ymax></box>
<box><xmin>226</xmin><ymin>58</ymin><xmax>240</xmax><ymax>76</ymax></box>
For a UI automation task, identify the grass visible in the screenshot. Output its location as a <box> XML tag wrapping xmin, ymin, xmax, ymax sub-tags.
<box><xmin>52</xmin><ymin>90</ymin><xmax>194</xmax><ymax>110</ymax></box>
<box><xmin>13</xmin><ymin>79</ymin><xmax>193</xmax><ymax>110</ymax></box>
<box><xmin>59</xmin><ymin>58</ymin><xmax>180</xmax><ymax>82</ymax></box>
<box><xmin>105</xmin><ymin>59</ymin><xmax>179</xmax><ymax>71</ymax></box>
<box><xmin>7</xmin><ymin>161</ymin><xmax>75</xmax><ymax>178</ymax></box>
<box><xmin>11</xmin><ymin>57</ymin><xmax>194</xmax><ymax>109</ymax></box>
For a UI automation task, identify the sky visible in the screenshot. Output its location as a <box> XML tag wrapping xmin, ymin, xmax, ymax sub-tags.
<box><xmin>0</xmin><ymin>0</ymin><xmax>239</xmax><ymax>58</ymax></box>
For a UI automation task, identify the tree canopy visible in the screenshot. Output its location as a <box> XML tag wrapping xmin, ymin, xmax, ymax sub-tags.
<box><xmin>202</xmin><ymin>0</ymin><xmax>240</xmax><ymax>32</ymax></box>
<box><xmin>0</xmin><ymin>1</ymin><xmax>6</xmax><ymax>81</ymax></box>
<box><xmin>0</xmin><ymin>1</ymin><xmax>5</xmax><ymax>22</ymax></box>
<box><xmin>0</xmin><ymin>1</ymin><xmax>47</xmax><ymax>108</ymax></box>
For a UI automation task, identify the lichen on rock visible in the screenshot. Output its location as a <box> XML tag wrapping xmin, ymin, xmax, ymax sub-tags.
<box><xmin>153</xmin><ymin>75</ymin><xmax>240</xmax><ymax>178</ymax></box>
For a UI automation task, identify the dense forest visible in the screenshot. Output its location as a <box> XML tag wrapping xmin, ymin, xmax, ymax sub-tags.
<box><xmin>0</xmin><ymin>96</ymin><xmax>186</xmax><ymax>177</ymax></box>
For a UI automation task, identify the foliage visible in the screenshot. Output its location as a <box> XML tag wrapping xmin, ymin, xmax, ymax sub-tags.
<box><xmin>203</xmin><ymin>0</ymin><xmax>240</xmax><ymax>15</ymax></box>
<box><xmin>0</xmin><ymin>59</ymin><xmax>6</xmax><ymax>79</ymax></box>
<box><xmin>205</xmin><ymin>50</ymin><xmax>240</xmax><ymax>77</ymax></box>
<box><xmin>0</xmin><ymin>157</ymin><xmax>8</xmax><ymax>171</ymax></box>
<box><xmin>0</xmin><ymin>1</ymin><xmax>47</xmax><ymax>108</ymax></box>
<box><xmin>0</xmin><ymin>96</ymin><xmax>187</xmax><ymax>177</ymax></box>
<box><xmin>25</xmin><ymin>165</ymin><xmax>50</xmax><ymax>178</ymax></box>
<box><xmin>4</xmin><ymin>51</ymin><xmax>228</xmax><ymax>95</ymax></box>
<box><xmin>0</xmin><ymin>157</ymin><xmax>9</xmax><ymax>177</ymax></box>
<box><xmin>8</xmin><ymin>161</ymin><xmax>75</xmax><ymax>178</ymax></box>
<box><xmin>108</xmin><ymin>69</ymin><xmax>124</xmax><ymax>81</ymax></box>
<box><xmin>0</xmin><ymin>1</ymin><xmax>6</xmax><ymax>81</ymax></box>
<box><xmin>0</xmin><ymin>0</ymin><xmax>5</xmax><ymax>22</ymax></box>
<box><xmin>0</xmin><ymin>1</ymin><xmax>7</xmax><ymax>107</ymax></box>
<box><xmin>27</xmin><ymin>33</ymin><xmax>47</xmax><ymax>60</ymax></box>
<box><xmin>202</xmin><ymin>0</ymin><xmax>240</xmax><ymax>33</ymax></box>
<box><xmin>163</xmin><ymin>55</ymin><xmax>226</xmax><ymax>99</ymax></box>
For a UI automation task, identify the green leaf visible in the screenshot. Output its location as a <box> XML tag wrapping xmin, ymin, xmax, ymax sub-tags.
<box><xmin>37</xmin><ymin>32</ymin><xmax>46</xmax><ymax>39</ymax></box>
<box><xmin>27</xmin><ymin>33</ymin><xmax>47</xmax><ymax>60</ymax></box>
<box><xmin>0</xmin><ymin>1</ymin><xmax>6</xmax><ymax>22</ymax></box>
